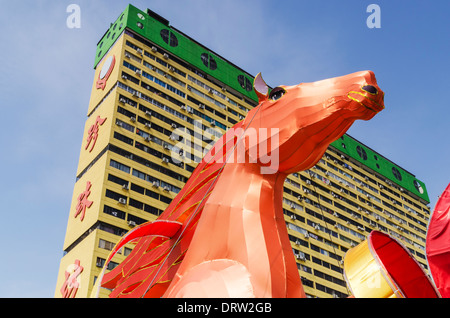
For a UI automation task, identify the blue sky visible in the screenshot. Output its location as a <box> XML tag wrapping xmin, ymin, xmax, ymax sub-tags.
<box><xmin>0</xmin><ymin>0</ymin><xmax>448</xmax><ymax>297</ymax></box>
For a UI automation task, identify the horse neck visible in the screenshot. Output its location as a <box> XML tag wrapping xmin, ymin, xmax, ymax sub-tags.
<box><xmin>210</xmin><ymin>162</ymin><xmax>287</xmax><ymax>219</ymax></box>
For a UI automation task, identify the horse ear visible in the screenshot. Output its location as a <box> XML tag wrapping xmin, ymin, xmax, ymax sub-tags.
<box><xmin>254</xmin><ymin>73</ymin><xmax>269</xmax><ymax>103</ymax></box>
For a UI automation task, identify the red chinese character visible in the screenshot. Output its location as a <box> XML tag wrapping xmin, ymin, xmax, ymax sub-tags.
<box><xmin>74</xmin><ymin>181</ymin><xmax>93</xmax><ymax>221</ymax></box>
<box><xmin>60</xmin><ymin>259</ymin><xmax>84</xmax><ymax>298</ymax></box>
<box><xmin>85</xmin><ymin>116</ymin><xmax>107</xmax><ymax>152</ymax></box>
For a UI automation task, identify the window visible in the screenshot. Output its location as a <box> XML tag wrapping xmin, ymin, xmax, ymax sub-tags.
<box><xmin>105</xmin><ymin>189</ymin><xmax>127</xmax><ymax>203</ymax></box>
<box><xmin>356</xmin><ymin>145</ymin><xmax>367</xmax><ymax>160</ymax></box>
<box><xmin>107</xmin><ymin>174</ymin><xmax>128</xmax><ymax>187</ymax></box>
<box><xmin>114</xmin><ymin>132</ymin><xmax>134</xmax><ymax>146</ymax></box>
<box><xmin>115</xmin><ymin>118</ymin><xmax>134</xmax><ymax>133</ymax></box>
<box><xmin>110</xmin><ymin>159</ymin><xmax>130</xmax><ymax>174</ymax></box>
<box><xmin>237</xmin><ymin>75</ymin><xmax>252</xmax><ymax>92</ymax></box>
<box><xmin>103</xmin><ymin>205</ymin><xmax>126</xmax><ymax>220</ymax></box>
<box><xmin>160</xmin><ymin>29</ymin><xmax>178</xmax><ymax>47</ymax></box>
<box><xmin>99</xmin><ymin>239</ymin><xmax>118</xmax><ymax>252</ymax></box>
<box><xmin>392</xmin><ymin>167</ymin><xmax>402</xmax><ymax>181</ymax></box>
<box><xmin>413</xmin><ymin>180</ymin><xmax>424</xmax><ymax>194</ymax></box>
<box><xmin>200</xmin><ymin>53</ymin><xmax>217</xmax><ymax>70</ymax></box>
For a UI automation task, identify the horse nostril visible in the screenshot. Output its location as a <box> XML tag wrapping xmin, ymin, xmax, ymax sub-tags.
<box><xmin>362</xmin><ymin>85</ymin><xmax>378</xmax><ymax>95</ymax></box>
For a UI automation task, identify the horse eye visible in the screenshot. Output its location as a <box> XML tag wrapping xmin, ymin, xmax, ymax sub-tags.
<box><xmin>362</xmin><ymin>85</ymin><xmax>378</xmax><ymax>95</ymax></box>
<box><xmin>269</xmin><ymin>87</ymin><xmax>286</xmax><ymax>101</ymax></box>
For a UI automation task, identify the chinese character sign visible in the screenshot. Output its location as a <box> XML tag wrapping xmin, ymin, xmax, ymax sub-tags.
<box><xmin>60</xmin><ymin>259</ymin><xmax>84</xmax><ymax>298</ymax></box>
<box><xmin>85</xmin><ymin>116</ymin><xmax>106</xmax><ymax>152</ymax></box>
<box><xmin>74</xmin><ymin>181</ymin><xmax>93</xmax><ymax>221</ymax></box>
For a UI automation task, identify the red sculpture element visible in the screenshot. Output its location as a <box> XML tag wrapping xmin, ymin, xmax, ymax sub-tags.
<box><xmin>60</xmin><ymin>259</ymin><xmax>84</xmax><ymax>298</ymax></box>
<box><xmin>96</xmin><ymin>55</ymin><xmax>115</xmax><ymax>90</ymax></box>
<box><xmin>85</xmin><ymin>116</ymin><xmax>106</xmax><ymax>152</ymax></box>
<box><xmin>74</xmin><ymin>181</ymin><xmax>93</xmax><ymax>221</ymax></box>
<box><xmin>96</xmin><ymin>71</ymin><xmax>384</xmax><ymax>298</ymax></box>
<box><xmin>344</xmin><ymin>231</ymin><xmax>440</xmax><ymax>298</ymax></box>
<box><xmin>426</xmin><ymin>182</ymin><xmax>450</xmax><ymax>298</ymax></box>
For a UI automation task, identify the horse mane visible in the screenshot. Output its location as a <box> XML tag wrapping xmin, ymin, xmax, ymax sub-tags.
<box><xmin>101</xmin><ymin>122</ymin><xmax>243</xmax><ymax>297</ymax></box>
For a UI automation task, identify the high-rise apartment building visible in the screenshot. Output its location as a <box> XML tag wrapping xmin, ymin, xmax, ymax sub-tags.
<box><xmin>55</xmin><ymin>5</ymin><xmax>432</xmax><ymax>298</ymax></box>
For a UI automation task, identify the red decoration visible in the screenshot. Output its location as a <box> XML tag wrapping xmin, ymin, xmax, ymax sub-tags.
<box><xmin>60</xmin><ymin>259</ymin><xmax>84</xmax><ymax>298</ymax></box>
<box><xmin>74</xmin><ymin>181</ymin><xmax>93</xmax><ymax>221</ymax></box>
<box><xmin>85</xmin><ymin>116</ymin><xmax>106</xmax><ymax>152</ymax></box>
<box><xmin>96</xmin><ymin>55</ymin><xmax>115</xmax><ymax>90</ymax></box>
<box><xmin>426</xmin><ymin>182</ymin><xmax>450</xmax><ymax>298</ymax></box>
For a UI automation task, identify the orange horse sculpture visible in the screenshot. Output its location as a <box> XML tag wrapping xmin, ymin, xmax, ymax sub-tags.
<box><xmin>94</xmin><ymin>70</ymin><xmax>384</xmax><ymax>298</ymax></box>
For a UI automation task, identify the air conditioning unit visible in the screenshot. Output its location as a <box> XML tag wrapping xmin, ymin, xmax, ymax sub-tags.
<box><xmin>151</xmin><ymin>46</ymin><xmax>157</xmax><ymax>52</ymax></box>
<box><xmin>119</xmin><ymin>98</ymin><xmax>126</xmax><ymax>103</ymax></box>
<box><xmin>145</xmin><ymin>111</ymin><xmax>152</xmax><ymax>117</ymax></box>
<box><xmin>130</xmin><ymin>116</ymin><xmax>136</xmax><ymax>122</ymax></box>
<box><xmin>152</xmin><ymin>181</ymin><xmax>159</xmax><ymax>188</ymax></box>
<box><xmin>163</xmin><ymin>186</ymin><xmax>170</xmax><ymax>192</ymax></box>
<box><xmin>306</xmin><ymin>179</ymin><xmax>311</xmax><ymax>185</ymax></box>
<box><xmin>168</xmin><ymin>66</ymin><xmax>175</xmax><ymax>72</ymax></box>
<box><xmin>199</xmin><ymin>104</ymin><xmax>205</xmax><ymax>109</ymax></box>
<box><xmin>163</xmin><ymin>53</ymin><xmax>169</xmax><ymax>59</ymax></box>
<box><xmin>180</xmin><ymin>105</ymin><xmax>186</xmax><ymax>110</ymax></box>
<box><xmin>290</xmin><ymin>214</ymin><xmax>296</xmax><ymax>220</ymax></box>
<box><xmin>136</xmin><ymin>48</ymin><xmax>143</xmax><ymax>55</ymax></box>
<box><xmin>297</xmin><ymin>196</ymin><xmax>303</xmax><ymax>201</ymax></box>
<box><xmin>357</xmin><ymin>226</ymin><xmax>365</xmax><ymax>231</ymax></box>
<box><xmin>118</xmin><ymin>198</ymin><xmax>126</xmax><ymax>205</ymax></box>
<box><xmin>125</xmin><ymin>52</ymin><xmax>131</xmax><ymax>58</ymax></box>
<box><xmin>128</xmin><ymin>220</ymin><xmax>136</xmax><ymax>227</ymax></box>
<box><xmin>162</xmin><ymin>157</ymin><xmax>169</xmax><ymax>163</ymax></box>
<box><xmin>296</xmin><ymin>254</ymin><xmax>306</xmax><ymax>261</ymax></box>
<box><xmin>135</xmin><ymin>69</ymin><xmax>141</xmax><ymax>76</ymax></box>
<box><xmin>144</xmin><ymin>136</ymin><xmax>151</xmax><ymax>142</ymax></box>
<box><xmin>122</xmin><ymin>184</ymin><xmax>129</xmax><ymax>190</ymax></box>
<box><xmin>121</xmin><ymin>75</ymin><xmax>127</xmax><ymax>80</ymax></box>
<box><xmin>210</xmin><ymin>120</ymin><xmax>216</xmax><ymax>127</ymax></box>
<box><xmin>290</xmin><ymin>203</ymin><xmax>296</xmax><ymax>210</ymax></box>
<box><xmin>163</xmin><ymin>143</ymin><xmax>170</xmax><ymax>150</ymax></box>
<box><xmin>171</xmin><ymin>123</ymin><xmax>177</xmax><ymax>129</ymax></box>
